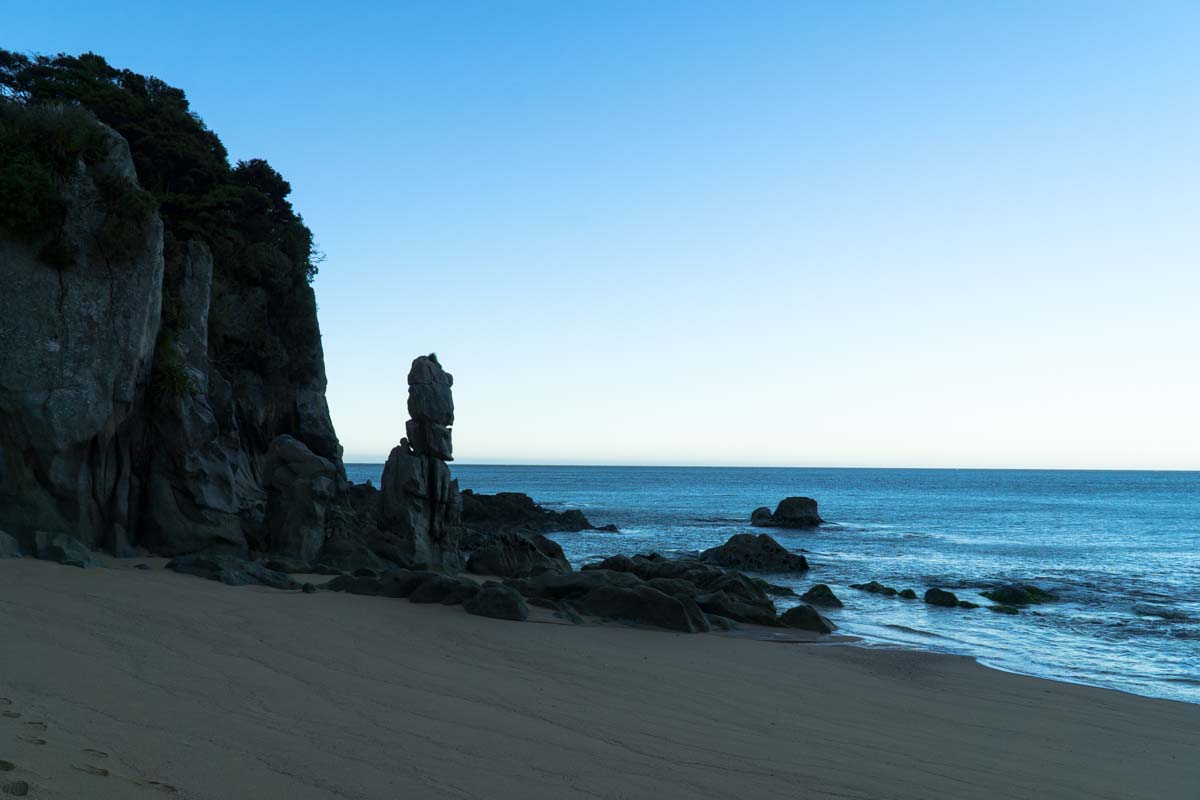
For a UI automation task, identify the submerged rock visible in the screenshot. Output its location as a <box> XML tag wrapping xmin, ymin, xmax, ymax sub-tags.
<box><xmin>167</xmin><ymin>554</ymin><xmax>299</xmax><ymax>590</ymax></box>
<box><xmin>988</xmin><ymin>604</ymin><xmax>1021</xmax><ymax>615</ymax></box>
<box><xmin>464</xmin><ymin>582</ymin><xmax>529</xmax><ymax>621</ymax></box>
<box><xmin>750</xmin><ymin>497</ymin><xmax>824</xmax><ymax>528</ymax></box>
<box><xmin>800</xmin><ymin>584</ymin><xmax>843</xmax><ymax>608</ymax></box>
<box><xmin>780</xmin><ymin>604</ymin><xmax>837</xmax><ymax>633</ymax></box>
<box><xmin>981</xmin><ymin>584</ymin><xmax>1058</xmax><ymax>606</ymax></box>
<box><xmin>924</xmin><ymin>587</ymin><xmax>960</xmax><ymax>607</ymax></box>
<box><xmin>850</xmin><ymin>581</ymin><xmax>898</xmax><ymax>596</ymax></box>
<box><xmin>699</xmin><ymin>533</ymin><xmax>809</xmax><ymax>573</ymax></box>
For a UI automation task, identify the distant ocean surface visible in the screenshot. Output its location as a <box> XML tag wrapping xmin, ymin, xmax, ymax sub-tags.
<box><xmin>345</xmin><ymin>464</ymin><xmax>1200</xmax><ymax>704</ymax></box>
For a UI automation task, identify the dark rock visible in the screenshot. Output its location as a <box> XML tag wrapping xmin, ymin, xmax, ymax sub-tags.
<box><xmin>574</xmin><ymin>584</ymin><xmax>710</xmax><ymax>633</ymax></box>
<box><xmin>0</xmin><ymin>531</ymin><xmax>22</xmax><ymax>559</ymax></box>
<box><xmin>264</xmin><ymin>557</ymin><xmax>313</xmax><ymax>574</ymax></box>
<box><xmin>579</xmin><ymin>554</ymin><xmax>782</xmax><ymax>627</ymax></box>
<box><xmin>924</xmin><ymin>587</ymin><xmax>959</xmax><ymax>607</ymax></box>
<box><xmin>780</xmin><ymin>604</ymin><xmax>837</xmax><ymax>633</ymax></box>
<box><xmin>705</xmin><ymin>614</ymin><xmax>740</xmax><ymax>631</ymax></box>
<box><xmin>958</xmin><ymin>600</ymin><xmax>979</xmax><ymax>609</ymax></box>
<box><xmin>800</xmin><ymin>584</ymin><xmax>843</xmax><ymax>608</ymax></box>
<box><xmin>898</xmin><ymin>588</ymin><xmax>918</xmax><ymax>599</ymax></box>
<box><xmin>167</xmin><ymin>554</ymin><xmax>300</xmax><ymax>590</ymax></box>
<box><xmin>262</xmin><ymin>435</ymin><xmax>338</xmax><ymax>564</ymax></box>
<box><xmin>757</xmin><ymin>580</ymin><xmax>797</xmax><ymax>597</ymax></box>
<box><xmin>850</xmin><ymin>581</ymin><xmax>898</xmax><ymax>596</ymax></box>
<box><xmin>321</xmin><ymin>575</ymin><xmax>382</xmax><ymax>596</ymax></box>
<box><xmin>360</xmin><ymin>569</ymin><xmax>441</xmax><ymax>598</ymax></box>
<box><xmin>132</xmin><ymin>563</ymin><xmax>151</xmax><ymax>570</ymax></box>
<box><xmin>553</xmin><ymin>602</ymin><xmax>585</xmax><ymax>625</ymax></box>
<box><xmin>302</xmin><ymin>582</ymin><xmax>317</xmax><ymax>594</ymax></box>
<box><xmin>316</xmin><ymin>535</ymin><xmax>391</xmax><ymax>574</ymax></box>
<box><xmin>34</xmin><ymin>532</ymin><xmax>100</xmax><ymax>569</ymax></box>
<box><xmin>699</xmin><ymin>533</ymin><xmax>809</xmax><ymax>573</ymax></box>
<box><xmin>750</xmin><ymin>497</ymin><xmax>824</xmax><ymax>528</ymax></box>
<box><xmin>465</xmin><ymin>530</ymin><xmax>571</xmax><ymax>578</ymax></box>
<box><xmin>408</xmin><ymin>575</ymin><xmax>480</xmax><ymax>605</ymax></box>
<box><xmin>463</xmin><ymin>581</ymin><xmax>529</xmax><ymax>621</ymax></box>
<box><xmin>981</xmin><ymin>584</ymin><xmax>1058</xmax><ymax>606</ymax></box>
<box><xmin>596</xmin><ymin>524</ymin><xmax>620</xmax><ymax>533</ymax></box>
<box><xmin>988</xmin><ymin>604</ymin><xmax>1021</xmax><ymax>615</ymax></box>
<box><xmin>461</xmin><ymin>490</ymin><xmax>596</xmax><ymax>535</ymax></box>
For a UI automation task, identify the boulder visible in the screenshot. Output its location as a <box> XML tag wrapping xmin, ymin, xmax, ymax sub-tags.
<box><xmin>924</xmin><ymin>587</ymin><xmax>959</xmax><ymax>607</ymax></box>
<box><xmin>166</xmin><ymin>554</ymin><xmax>300</xmax><ymax>590</ymax></box>
<box><xmin>34</xmin><ymin>532</ymin><xmax>100</xmax><ymax>568</ymax></box>
<box><xmin>0</xmin><ymin>531</ymin><xmax>21</xmax><ymax>558</ymax></box>
<box><xmin>460</xmin><ymin>490</ymin><xmax>596</xmax><ymax>535</ymax></box>
<box><xmin>800</xmin><ymin>584</ymin><xmax>843</xmax><ymax>607</ymax></box>
<box><xmin>898</xmin><ymin>588</ymin><xmax>918</xmax><ymax>599</ymax></box>
<box><xmin>408</xmin><ymin>575</ymin><xmax>480</xmax><ymax>605</ymax></box>
<box><xmin>988</xmin><ymin>604</ymin><xmax>1021</xmax><ymax>615</ymax></box>
<box><xmin>750</xmin><ymin>497</ymin><xmax>824</xmax><ymax>528</ymax></box>
<box><xmin>466</xmin><ymin>530</ymin><xmax>571</xmax><ymax>578</ymax></box>
<box><xmin>463</xmin><ymin>582</ymin><xmax>529</xmax><ymax>621</ymax></box>
<box><xmin>574</xmin><ymin>584</ymin><xmax>710</xmax><ymax>633</ymax></box>
<box><xmin>262</xmin><ymin>435</ymin><xmax>338</xmax><ymax>564</ymax></box>
<box><xmin>699</xmin><ymin>533</ymin><xmax>809</xmax><ymax>573</ymax></box>
<box><xmin>780</xmin><ymin>604</ymin><xmax>837</xmax><ymax>633</ymax></box>
<box><xmin>981</xmin><ymin>584</ymin><xmax>1057</xmax><ymax>606</ymax></box>
<box><xmin>850</xmin><ymin>581</ymin><xmax>899</xmax><ymax>596</ymax></box>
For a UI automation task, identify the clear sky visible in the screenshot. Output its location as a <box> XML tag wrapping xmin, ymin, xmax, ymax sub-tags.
<box><xmin>7</xmin><ymin>2</ymin><xmax>1199</xmax><ymax>468</ymax></box>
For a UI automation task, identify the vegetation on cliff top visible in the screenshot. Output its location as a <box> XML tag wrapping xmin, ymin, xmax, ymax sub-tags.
<box><xmin>0</xmin><ymin>49</ymin><xmax>323</xmax><ymax>386</ymax></box>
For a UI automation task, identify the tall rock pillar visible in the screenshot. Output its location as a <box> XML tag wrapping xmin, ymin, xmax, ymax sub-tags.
<box><xmin>379</xmin><ymin>355</ymin><xmax>462</xmax><ymax>572</ymax></box>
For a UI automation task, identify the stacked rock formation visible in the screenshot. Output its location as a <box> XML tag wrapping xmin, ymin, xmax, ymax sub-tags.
<box><xmin>379</xmin><ymin>355</ymin><xmax>463</xmax><ymax>572</ymax></box>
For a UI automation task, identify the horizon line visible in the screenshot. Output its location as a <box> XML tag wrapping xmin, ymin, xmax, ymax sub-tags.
<box><xmin>340</xmin><ymin>460</ymin><xmax>1200</xmax><ymax>474</ymax></box>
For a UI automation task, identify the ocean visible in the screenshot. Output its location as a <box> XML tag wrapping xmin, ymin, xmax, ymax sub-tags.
<box><xmin>345</xmin><ymin>464</ymin><xmax>1200</xmax><ymax>704</ymax></box>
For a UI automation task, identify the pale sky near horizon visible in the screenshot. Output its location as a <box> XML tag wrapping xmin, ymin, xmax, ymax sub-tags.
<box><xmin>7</xmin><ymin>2</ymin><xmax>1199</xmax><ymax>469</ymax></box>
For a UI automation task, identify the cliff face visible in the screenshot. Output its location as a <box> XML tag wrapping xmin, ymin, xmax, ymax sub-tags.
<box><xmin>0</xmin><ymin>115</ymin><xmax>344</xmax><ymax>558</ymax></box>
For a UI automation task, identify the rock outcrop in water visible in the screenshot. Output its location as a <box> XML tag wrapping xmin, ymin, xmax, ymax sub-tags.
<box><xmin>700</xmin><ymin>533</ymin><xmax>809</xmax><ymax>572</ymax></box>
<box><xmin>750</xmin><ymin>497</ymin><xmax>824</xmax><ymax>528</ymax></box>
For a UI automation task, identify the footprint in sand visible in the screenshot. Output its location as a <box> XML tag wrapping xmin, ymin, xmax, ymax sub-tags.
<box><xmin>1</xmin><ymin>780</ymin><xmax>30</xmax><ymax>797</ymax></box>
<box><xmin>17</xmin><ymin>737</ymin><xmax>45</xmax><ymax>747</ymax></box>
<box><xmin>0</xmin><ymin>712</ymin><xmax>18</xmax><ymax>720</ymax></box>
<box><xmin>21</xmin><ymin>723</ymin><xmax>45</xmax><ymax>732</ymax></box>
<box><xmin>73</xmin><ymin>764</ymin><xmax>111</xmax><ymax>777</ymax></box>
<box><xmin>140</xmin><ymin>780</ymin><xmax>179</xmax><ymax>794</ymax></box>
<box><xmin>0</xmin><ymin>761</ymin><xmax>13</xmax><ymax>772</ymax></box>
<box><xmin>0</xmin><ymin>699</ymin><xmax>11</xmax><ymax>706</ymax></box>
<box><xmin>83</xmin><ymin>748</ymin><xmax>109</xmax><ymax>758</ymax></box>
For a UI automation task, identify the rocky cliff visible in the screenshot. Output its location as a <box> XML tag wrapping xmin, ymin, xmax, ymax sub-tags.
<box><xmin>0</xmin><ymin>103</ymin><xmax>344</xmax><ymax>559</ymax></box>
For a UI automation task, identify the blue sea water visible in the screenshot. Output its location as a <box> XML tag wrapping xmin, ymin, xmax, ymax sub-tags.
<box><xmin>346</xmin><ymin>464</ymin><xmax>1200</xmax><ymax>704</ymax></box>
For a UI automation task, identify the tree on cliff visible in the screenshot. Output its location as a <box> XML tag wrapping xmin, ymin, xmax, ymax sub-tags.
<box><xmin>0</xmin><ymin>49</ymin><xmax>323</xmax><ymax>387</ymax></box>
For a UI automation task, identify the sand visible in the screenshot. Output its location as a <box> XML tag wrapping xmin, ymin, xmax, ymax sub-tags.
<box><xmin>1</xmin><ymin>558</ymin><xmax>1197</xmax><ymax>800</ymax></box>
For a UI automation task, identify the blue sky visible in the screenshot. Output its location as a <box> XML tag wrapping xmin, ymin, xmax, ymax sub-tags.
<box><xmin>7</xmin><ymin>2</ymin><xmax>1199</xmax><ymax>468</ymax></box>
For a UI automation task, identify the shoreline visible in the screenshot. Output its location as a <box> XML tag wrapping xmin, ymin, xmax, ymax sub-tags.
<box><xmin>3</xmin><ymin>558</ymin><xmax>1198</xmax><ymax>799</ymax></box>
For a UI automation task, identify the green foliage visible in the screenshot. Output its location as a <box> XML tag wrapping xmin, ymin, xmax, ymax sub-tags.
<box><xmin>149</xmin><ymin>334</ymin><xmax>195</xmax><ymax>407</ymax></box>
<box><xmin>0</xmin><ymin>49</ymin><xmax>325</xmax><ymax>387</ymax></box>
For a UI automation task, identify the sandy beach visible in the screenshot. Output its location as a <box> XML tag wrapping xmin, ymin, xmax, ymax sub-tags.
<box><xmin>1</xmin><ymin>558</ymin><xmax>1197</xmax><ymax>800</ymax></box>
